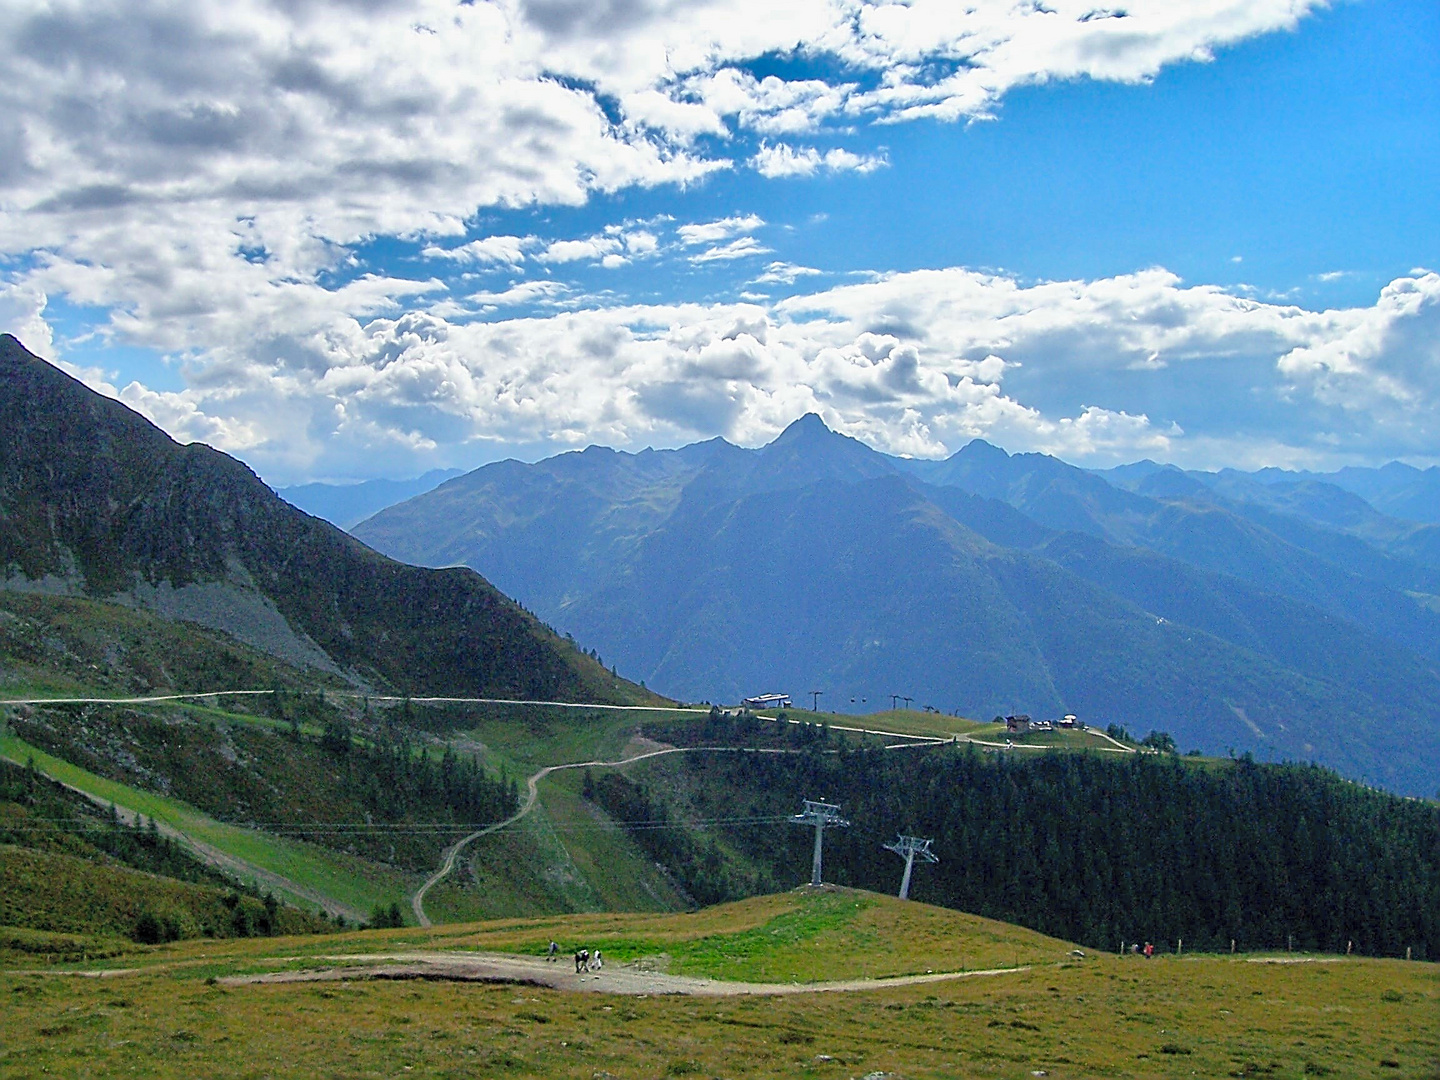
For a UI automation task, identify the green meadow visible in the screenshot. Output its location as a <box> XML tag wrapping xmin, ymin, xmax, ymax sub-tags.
<box><xmin>2</xmin><ymin>888</ymin><xmax>1435</xmax><ymax>1079</ymax></box>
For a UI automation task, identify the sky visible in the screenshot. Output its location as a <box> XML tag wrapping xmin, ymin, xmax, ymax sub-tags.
<box><xmin>0</xmin><ymin>0</ymin><xmax>1437</xmax><ymax>484</ymax></box>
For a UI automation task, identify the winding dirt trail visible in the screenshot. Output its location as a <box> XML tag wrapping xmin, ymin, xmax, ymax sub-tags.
<box><xmin>408</xmin><ymin>721</ymin><xmax>1129</xmax><ymax>925</ymax></box>
<box><xmin>411</xmin><ymin>745</ymin><xmax>807</xmax><ymax>926</ymax></box>
<box><xmin>219</xmin><ymin>949</ymin><xmax>1032</xmax><ymax>997</ymax></box>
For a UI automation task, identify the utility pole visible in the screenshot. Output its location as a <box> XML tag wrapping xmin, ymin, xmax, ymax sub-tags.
<box><xmin>883</xmin><ymin>835</ymin><xmax>939</xmax><ymax>900</ymax></box>
<box><xmin>810</xmin><ymin>690</ymin><xmax>823</xmax><ymax>711</ymax></box>
<box><xmin>791</xmin><ymin>800</ymin><xmax>849</xmax><ymax>886</ymax></box>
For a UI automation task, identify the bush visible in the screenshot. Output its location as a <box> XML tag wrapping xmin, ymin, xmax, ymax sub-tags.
<box><xmin>133</xmin><ymin>909</ymin><xmax>182</xmax><ymax>945</ymax></box>
<box><xmin>368</xmin><ymin>901</ymin><xmax>405</xmax><ymax>929</ymax></box>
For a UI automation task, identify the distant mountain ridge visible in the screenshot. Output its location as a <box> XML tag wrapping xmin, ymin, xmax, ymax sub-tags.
<box><xmin>356</xmin><ymin>415</ymin><xmax>1440</xmax><ymax>795</ymax></box>
<box><xmin>0</xmin><ymin>334</ymin><xmax>644</xmax><ymax>703</ymax></box>
<box><xmin>276</xmin><ymin>470</ymin><xmax>462</xmax><ymax>530</ymax></box>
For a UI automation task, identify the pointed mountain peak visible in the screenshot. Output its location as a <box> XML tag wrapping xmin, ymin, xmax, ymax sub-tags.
<box><xmin>772</xmin><ymin>412</ymin><xmax>834</xmax><ymax>444</ymax></box>
<box><xmin>954</xmin><ymin>437</ymin><xmax>1010</xmax><ymax>463</ymax></box>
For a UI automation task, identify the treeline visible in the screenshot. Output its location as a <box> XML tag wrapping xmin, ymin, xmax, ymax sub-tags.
<box><xmin>0</xmin><ymin>758</ymin><xmax>329</xmax><ymax>942</ymax></box>
<box><xmin>584</xmin><ymin>770</ymin><xmax>774</xmax><ymax>907</ymax></box>
<box><xmin>612</xmin><ymin>741</ymin><xmax>1439</xmax><ymax>959</ymax></box>
<box><xmin>318</xmin><ymin>716</ymin><xmax>518</xmax><ymax>827</ymax></box>
<box><xmin>10</xmin><ymin>699</ymin><xmax>518</xmax><ymax>871</ymax></box>
<box><xmin>1</xmin><ymin>757</ymin><xmax>234</xmax><ymax>888</ymax></box>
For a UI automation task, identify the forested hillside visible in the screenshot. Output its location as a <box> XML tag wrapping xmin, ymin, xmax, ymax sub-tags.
<box><xmin>0</xmin><ymin>758</ymin><xmax>331</xmax><ymax>944</ymax></box>
<box><xmin>603</xmin><ymin>728</ymin><xmax>1440</xmax><ymax>960</ymax></box>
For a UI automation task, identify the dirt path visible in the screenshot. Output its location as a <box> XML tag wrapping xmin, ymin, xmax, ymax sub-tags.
<box><xmin>219</xmin><ymin>949</ymin><xmax>1031</xmax><ymax>997</ymax></box>
<box><xmin>412</xmin><ymin>745</ymin><xmax>794</xmax><ymax>926</ymax></box>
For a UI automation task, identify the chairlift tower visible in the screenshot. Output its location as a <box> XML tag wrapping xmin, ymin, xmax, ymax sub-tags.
<box><xmin>883</xmin><ymin>834</ymin><xmax>939</xmax><ymax>900</ymax></box>
<box><xmin>791</xmin><ymin>799</ymin><xmax>849</xmax><ymax>886</ymax></box>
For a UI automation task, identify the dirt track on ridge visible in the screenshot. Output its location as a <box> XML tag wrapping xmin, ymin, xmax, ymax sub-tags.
<box><xmin>219</xmin><ymin>950</ymin><xmax>1030</xmax><ymax>996</ymax></box>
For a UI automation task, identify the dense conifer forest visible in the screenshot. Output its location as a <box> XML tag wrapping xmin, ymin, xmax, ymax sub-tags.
<box><xmin>606</xmin><ymin>724</ymin><xmax>1440</xmax><ymax>960</ymax></box>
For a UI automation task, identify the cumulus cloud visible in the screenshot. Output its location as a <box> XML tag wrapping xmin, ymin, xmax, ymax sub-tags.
<box><xmin>688</xmin><ymin>236</ymin><xmax>773</xmax><ymax>263</ymax></box>
<box><xmin>0</xmin><ymin>2</ymin><xmax>1326</xmax><ymax>452</ymax></box>
<box><xmin>1277</xmin><ymin>272</ymin><xmax>1440</xmax><ymax>434</ymax></box>
<box><xmin>421</xmin><ymin>236</ymin><xmax>539</xmax><ymax>266</ymax></box>
<box><xmin>750</xmin><ymin>143</ymin><xmax>888</xmax><ymax>178</ymax></box>
<box><xmin>27</xmin><ymin>264</ymin><xmax>1435</xmax><ymax>484</ymax></box>
<box><xmin>536</xmin><ymin>235</ymin><xmax>627</xmax><ymax>265</ymax></box>
<box><xmin>752</xmin><ymin>261</ymin><xmax>824</xmax><ymax>285</ymax></box>
<box><xmin>467</xmin><ymin>280</ymin><xmax>572</xmax><ymax>309</ymax></box>
<box><xmin>0</xmin><ymin>281</ymin><xmax>54</xmax><ymax>358</ymax></box>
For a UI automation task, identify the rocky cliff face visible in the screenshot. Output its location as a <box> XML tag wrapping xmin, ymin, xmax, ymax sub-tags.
<box><xmin>0</xmin><ymin>334</ymin><xmax>639</xmax><ymax>702</ymax></box>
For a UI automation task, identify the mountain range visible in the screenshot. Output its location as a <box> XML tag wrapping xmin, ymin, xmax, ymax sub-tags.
<box><xmin>276</xmin><ymin>470</ymin><xmax>462</xmax><ymax>530</ymax></box>
<box><xmin>355</xmin><ymin>414</ymin><xmax>1440</xmax><ymax>795</ymax></box>
<box><xmin>0</xmin><ymin>334</ymin><xmax>641</xmax><ymax>704</ymax></box>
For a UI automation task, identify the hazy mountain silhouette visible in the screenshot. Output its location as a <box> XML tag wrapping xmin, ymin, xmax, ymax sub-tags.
<box><xmin>276</xmin><ymin>470</ymin><xmax>462</xmax><ymax>529</ymax></box>
<box><xmin>357</xmin><ymin>414</ymin><xmax>1440</xmax><ymax>794</ymax></box>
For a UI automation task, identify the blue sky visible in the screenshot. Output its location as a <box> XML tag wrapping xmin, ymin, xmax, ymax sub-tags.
<box><xmin>1</xmin><ymin>0</ymin><xmax>1436</xmax><ymax>483</ymax></box>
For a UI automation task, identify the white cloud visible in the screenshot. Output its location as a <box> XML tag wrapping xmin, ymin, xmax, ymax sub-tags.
<box><xmin>753</xmin><ymin>261</ymin><xmax>824</xmax><ymax>285</ymax></box>
<box><xmin>0</xmin><ymin>0</ymin><xmax>1326</xmax><ymax>436</ymax></box>
<box><xmin>0</xmin><ymin>281</ymin><xmax>54</xmax><ymax>358</ymax></box>
<box><xmin>536</xmin><ymin>235</ymin><xmax>626</xmax><ymax>264</ymax></box>
<box><xmin>688</xmin><ymin>236</ymin><xmax>772</xmax><ymax>263</ymax></box>
<box><xmin>1277</xmin><ymin>272</ymin><xmax>1440</xmax><ymax>428</ymax></box>
<box><xmin>677</xmin><ymin>215</ymin><xmax>765</xmax><ymax>246</ymax></box>
<box><xmin>34</xmin><ymin>265</ymin><xmax>1436</xmax><ymax>485</ymax></box>
<box><xmin>750</xmin><ymin>143</ymin><xmax>888</xmax><ymax>178</ymax></box>
<box><xmin>467</xmin><ymin>280</ymin><xmax>571</xmax><ymax>309</ymax></box>
<box><xmin>422</xmin><ymin>236</ymin><xmax>539</xmax><ymax>266</ymax></box>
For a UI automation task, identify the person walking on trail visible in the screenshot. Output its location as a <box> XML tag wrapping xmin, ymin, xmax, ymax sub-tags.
<box><xmin>1143</xmin><ymin>941</ymin><xmax>1154</xmax><ymax>959</ymax></box>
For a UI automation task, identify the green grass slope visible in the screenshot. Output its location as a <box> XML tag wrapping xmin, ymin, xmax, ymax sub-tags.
<box><xmin>0</xmin><ymin>732</ymin><xmax>416</xmax><ymax>921</ymax></box>
<box><xmin>0</xmin><ymin>845</ymin><xmax>313</xmax><ymax>944</ymax></box>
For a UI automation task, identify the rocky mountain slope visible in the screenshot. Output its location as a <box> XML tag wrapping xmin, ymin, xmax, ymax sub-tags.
<box><xmin>0</xmin><ymin>334</ymin><xmax>644</xmax><ymax>703</ymax></box>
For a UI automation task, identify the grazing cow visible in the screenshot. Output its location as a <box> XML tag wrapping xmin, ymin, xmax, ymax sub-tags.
<box><xmin>574</xmin><ymin>948</ymin><xmax>589</xmax><ymax>974</ymax></box>
<box><xmin>546</xmin><ymin>941</ymin><xmax>559</xmax><ymax>962</ymax></box>
<box><xmin>588</xmin><ymin>949</ymin><xmax>603</xmax><ymax>972</ymax></box>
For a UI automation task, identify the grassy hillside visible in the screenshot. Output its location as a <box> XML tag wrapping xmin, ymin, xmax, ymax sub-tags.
<box><xmin>0</xmin><ymin>846</ymin><xmax>315</xmax><ymax>944</ymax></box>
<box><xmin>0</xmin><ymin>756</ymin><xmax>331</xmax><ymax>948</ymax></box>
<box><xmin>1</xmin><ymin>889</ymin><xmax>1435</xmax><ymax>1079</ymax></box>
<box><xmin>0</xmin><ymin>732</ymin><xmax>418</xmax><ymax>920</ymax></box>
<box><xmin>5</xmin><ymin>697</ymin><xmax>517</xmax><ymax>872</ymax></box>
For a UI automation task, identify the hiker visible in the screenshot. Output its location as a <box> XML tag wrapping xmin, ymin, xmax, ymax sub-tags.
<box><xmin>574</xmin><ymin>948</ymin><xmax>589</xmax><ymax>973</ymax></box>
<box><xmin>1143</xmin><ymin>941</ymin><xmax>1154</xmax><ymax>959</ymax></box>
<box><xmin>546</xmin><ymin>941</ymin><xmax>558</xmax><ymax>962</ymax></box>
